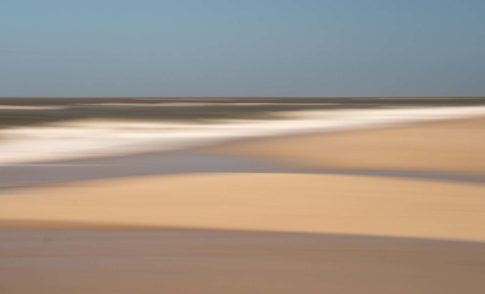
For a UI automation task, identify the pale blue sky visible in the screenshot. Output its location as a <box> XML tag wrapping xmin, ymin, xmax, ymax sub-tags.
<box><xmin>1</xmin><ymin>0</ymin><xmax>484</xmax><ymax>97</ymax></box>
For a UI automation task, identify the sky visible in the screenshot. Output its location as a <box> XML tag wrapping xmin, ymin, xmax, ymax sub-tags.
<box><xmin>1</xmin><ymin>0</ymin><xmax>484</xmax><ymax>97</ymax></box>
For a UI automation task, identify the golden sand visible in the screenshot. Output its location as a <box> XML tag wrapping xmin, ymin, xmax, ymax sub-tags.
<box><xmin>208</xmin><ymin>117</ymin><xmax>485</xmax><ymax>174</ymax></box>
<box><xmin>2</xmin><ymin>117</ymin><xmax>485</xmax><ymax>293</ymax></box>
<box><xmin>1</xmin><ymin>173</ymin><xmax>485</xmax><ymax>241</ymax></box>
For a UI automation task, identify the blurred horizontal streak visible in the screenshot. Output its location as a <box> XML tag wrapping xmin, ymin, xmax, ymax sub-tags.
<box><xmin>1</xmin><ymin>97</ymin><xmax>485</xmax><ymax>188</ymax></box>
<box><xmin>1</xmin><ymin>152</ymin><xmax>485</xmax><ymax>191</ymax></box>
<box><xmin>1</xmin><ymin>96</ymin><xmax>485</xmax><ymax>129</ymax></box>
<box><xmin>1</xmin><ymin>105</ymin><xmax>485</xmax><ymax>164</ymax></box>
<box><xmin>1</xmin><ymin>229</ymin><xmax>485</xmax><ymax>294</ymax></box>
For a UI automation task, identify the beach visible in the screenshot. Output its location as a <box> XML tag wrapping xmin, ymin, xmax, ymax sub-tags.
<box><xmin>1</xmin><ymin>173</ymin><xmax>485</xmax><ymax>241</ymax></box>
<box><xmin>1</xmin><ymin>98</ymin><xmax>485</xmax><ymax>165</ymax></box>
<box><xmin>1</xmin><ymin>101</ymin><xmax>485</xmax><ymax>293</ymax></box>
<box><xmin>4</xmin><ymin>0</ymin><xmax>485</xmax><ymax>291</ymax></box>
<box><xmin>2</xmin><ymin>230</ymin><xmax>484</xmax><ymax>294</ymax></box>
<box><xmin>209</xmin><ymin>116</ymin><xmax>485</xmax><ymax>174</ymax></box>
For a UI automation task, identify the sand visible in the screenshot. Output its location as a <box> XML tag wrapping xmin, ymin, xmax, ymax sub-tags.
<box><xmin>1</xmin><ymin>173</ymin><xmax>485</xmax><ymax>241</ymax></box>
<box><xmin>208</xmin><ymin>116</ymin><xmax>485</xmax><ymax>174</ymax></box>
<box><xmin>1</xmin><ymin>230</ymin><xmax>485</xmax><ymax>294</ymax></box>
<box><xmin>2</xmin><ymin>116</ymin><xmax>485</xmax><ymax>293</ymax></box>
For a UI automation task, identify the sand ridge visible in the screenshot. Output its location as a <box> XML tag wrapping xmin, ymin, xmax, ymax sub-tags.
<box><xmin>1</xmin><ymin>173</ymin><xmax>485</xmax><ymax>242</ymax></box>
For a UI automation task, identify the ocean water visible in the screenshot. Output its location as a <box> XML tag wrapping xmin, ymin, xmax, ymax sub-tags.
<box><xmin>1</xmin><ymin>105</ymin><xmax>485</xmax><ymax>164</ymax></box>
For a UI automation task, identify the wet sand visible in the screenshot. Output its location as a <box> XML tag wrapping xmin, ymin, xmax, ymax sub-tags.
<box><xmin>2</xmin><ymin>152</ymin><xmax>484</xmax><ymax>190</ymax></box>
<box><xmin>1</xmin><ymin>230</ymin><xmax>485</xmax><ymax>294</ymax></box>
<box><xmin>209</xmin><ymin>116</ymin><xmax>485</xmax><ymax>174</ymax></box>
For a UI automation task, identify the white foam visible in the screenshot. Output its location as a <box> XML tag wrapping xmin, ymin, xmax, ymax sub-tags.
<box><xmin>0</xmin><ymin>106</ymin><xmax>484</xmax><ymax>164</ymax></box>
